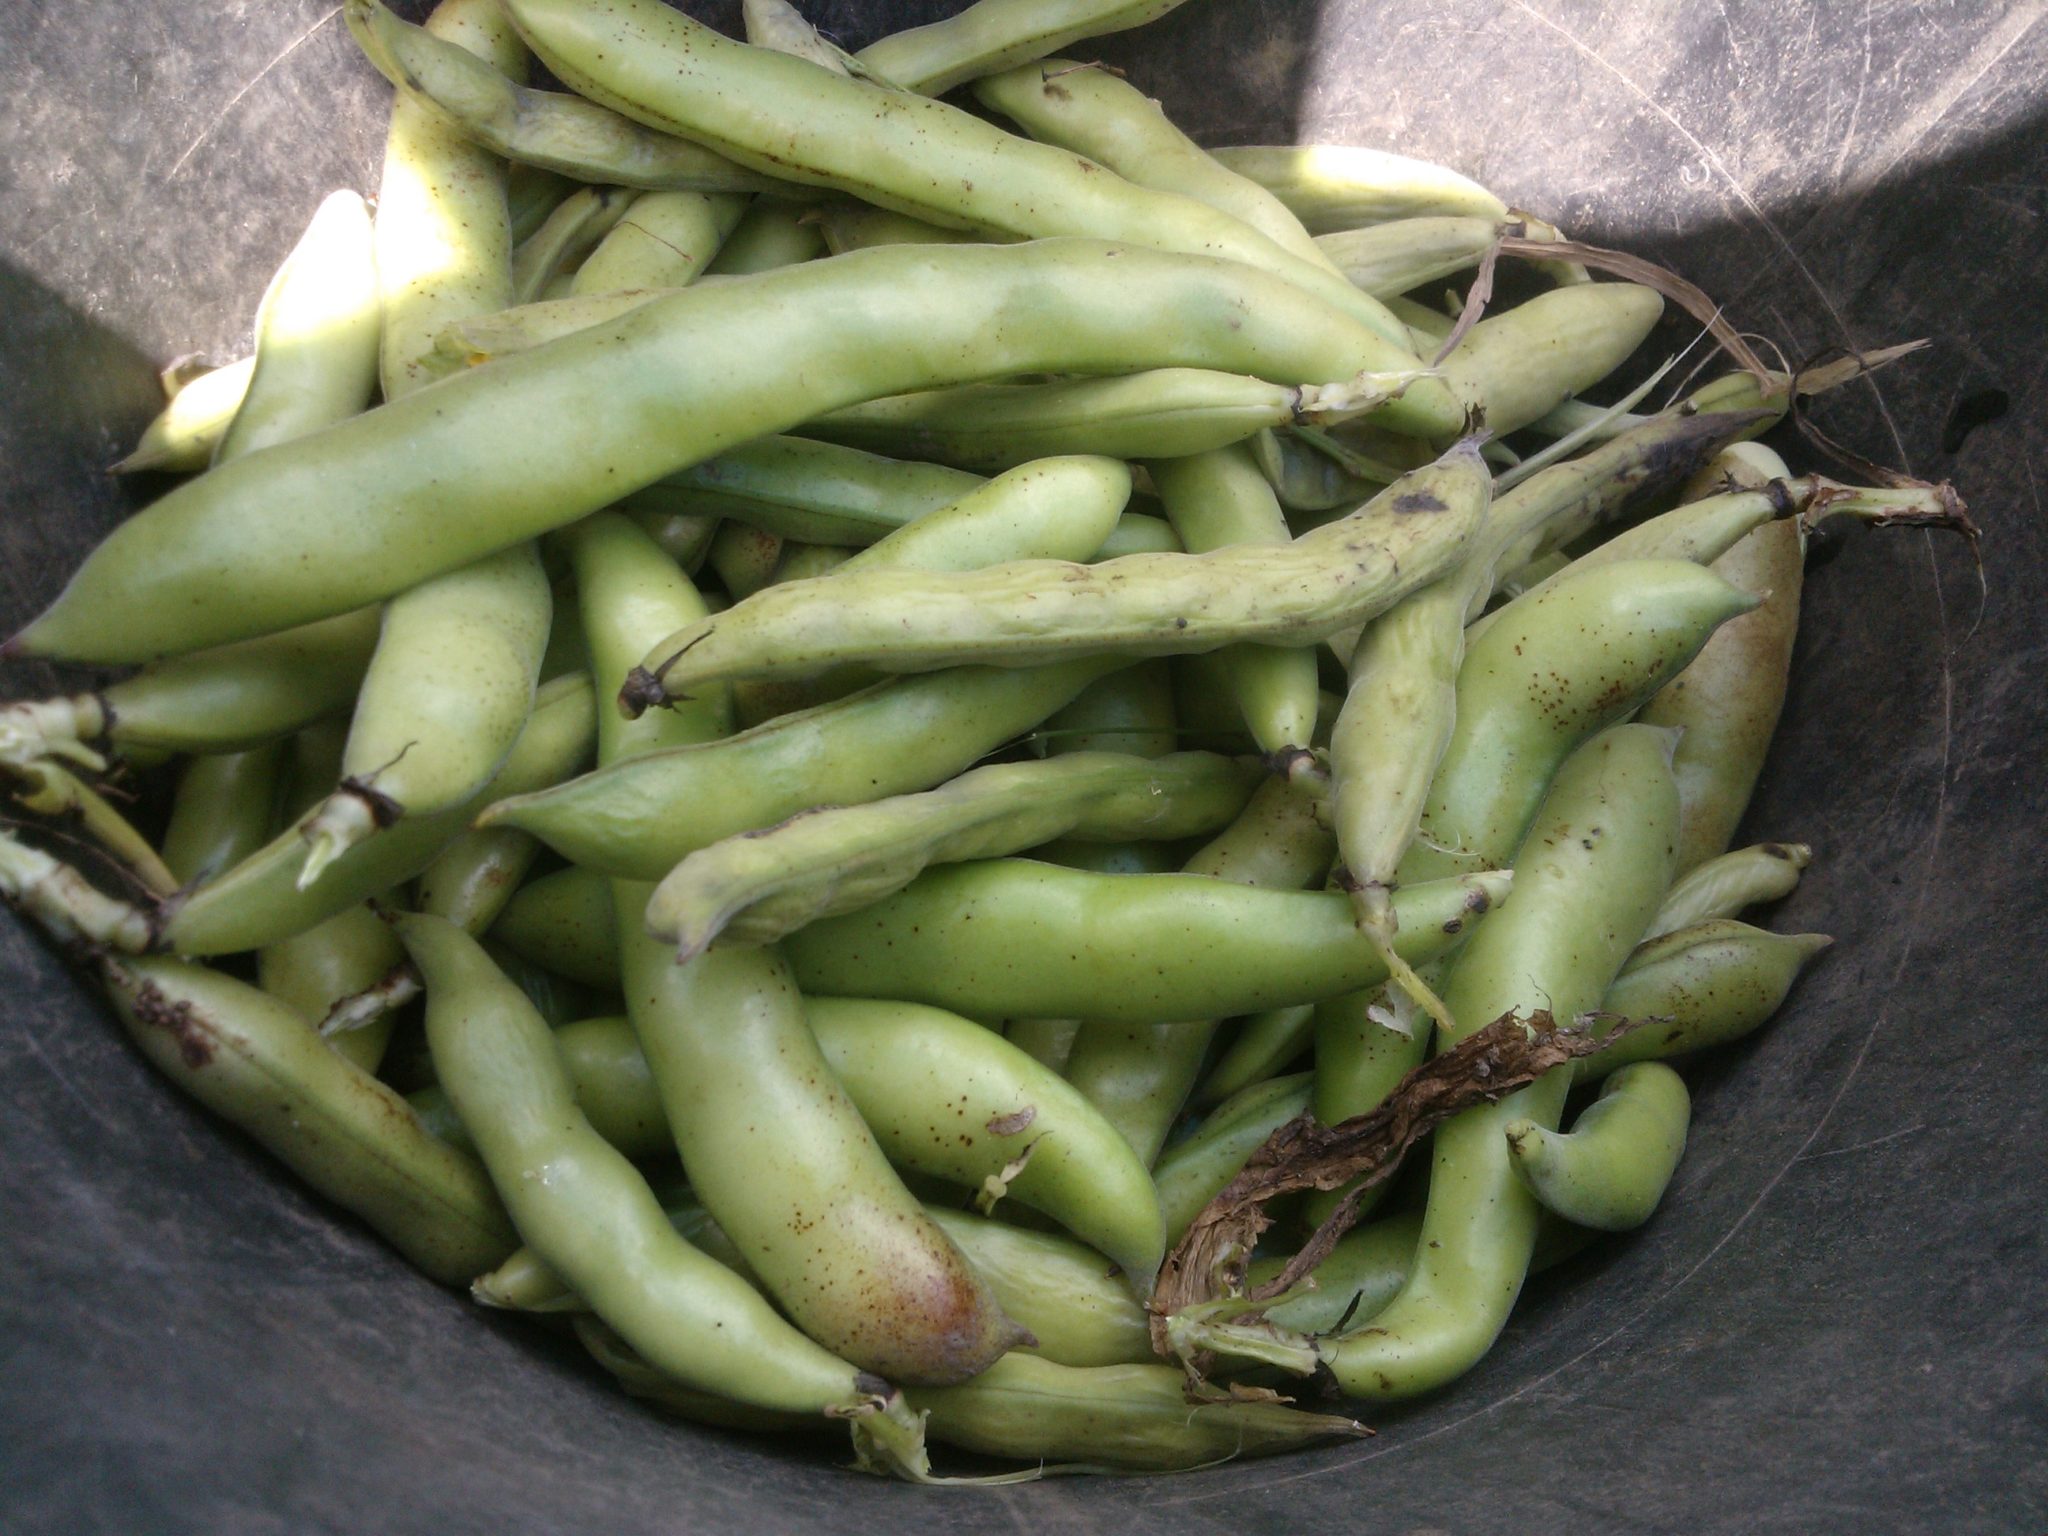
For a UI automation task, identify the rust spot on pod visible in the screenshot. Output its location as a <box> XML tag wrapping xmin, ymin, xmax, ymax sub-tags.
<box><xmin>986</xmin><ymin>1105</ymin><xmax>1036</xmax><ymax>1137</ymax></box>
<box><xmin>127</xmin><ymin>976</ymin><xmax>214</xmax><ymax>1070</ymax></box>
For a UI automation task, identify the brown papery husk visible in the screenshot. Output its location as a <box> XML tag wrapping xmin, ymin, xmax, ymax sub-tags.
<box><xmin>1149</xmin><ymin>1008</ymin><xmax>1643</xmax><ymax>1363</ymax></box>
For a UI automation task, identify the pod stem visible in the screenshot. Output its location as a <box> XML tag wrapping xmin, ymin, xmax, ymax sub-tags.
<box><xmin>296</xmin><ymin>784</ymin><xmax>393</xmax><ymax>892</ymax></box>
<box><xmin>0</xmin><ymin>695</ymin><xmax>109</xmax><ymax>773</ymax></box>
<box><xmin>1161</xmin><ymin>1292</ymin><xmax>1324</xmax><ymax>1378</ymax></box>
<box><xmin>318</xmin><ymin>961</ymin><xmax>423</xmax><ymax>1037</ymax></box>
<box><xmin>1296</xmin><ymin>367</ymin><xmax>1439</xmax><ymax>427</ymax></box>
<box><xmin>0</xmin><ymin>828</ymin><xmax>157</xmax><ymax>954</ymax></box>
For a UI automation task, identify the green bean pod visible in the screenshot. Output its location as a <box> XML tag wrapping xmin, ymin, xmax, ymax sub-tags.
<box><xmin>627</xmin><ymin>440</ymin><xmax>1489</xmax><ymax>704</ymax></box>
<box><xmin>1252</xmin><ymin>1212</ymin><xmax>1424</xmax><ymax>1336</ymax></box>
<box><xmin>785</xmin><ymin>864</ymin><xmax>1510</xmax><ymax>1027</ymax></box>
<box><xmin>804</xmin><ymin>996</ymin><xmax>1166</xmax><ymax>1289</ymax></box>
<box><xmin>423</xmin><ymin>288</ymin><xmax>684</xmax><ymax>378</ymax></box>
<box><xmin>907</xmin><ymin>1353</ymin><xmax>1366</xmax><ymax>1470</ymax></box>
<box><xmin>809</xmin><ymin>204</ymin><xmax>981</xmax><ymax>254</ymax></box>
<box><xmin>624</xmin><ymin>435</ymin><xmax>982</xmax><ymax>547</ymax></box>
<box><xmin>506</xmin><ymin>164</ymin><xmax>573</xmax><ymax>243</ymax></box>
<box><xmin>481</xmin><ymin>658</ymin><xmax>1123</xmax><ymax>879</ymax></box>
<box><xmin>1211</xmin><ymin>144</ymin><xmax>1508</xmax><ymax>229</ymax></box>
<box><xmin>1641</xmin><ymin>449</ymin><xmax>1806</xmax><ymax>872</ymax></box>
<box><xmin>487</xmin><ymin>865</ymin><xmax>619</xmax><ymax>989</ymax></box>
<box><xmin>501</xmin><ymin>0</ymin><xmax>1454</xmax><ymax>401</ymax></box>
<box><xmin>1253</xmin><ymin>426</ymin><xmax>1388</xmax><ymax>514</ymax></box>
<box><xmin>511</xmin><ymin>184</ymin><xmax>640</xmax><ymax>303</ymax></box>
<box><xmin>1403</xmin><ymin>560</ymin><xmax>1760</xmax><ymax>886</ymax></box>
<box><xmin>1585</xmin><ymin>920</ymin><xmax>1833</xmax><ymax>1082</ymax></box>
<box><xmin>161</xmin><ymin>745</ymin><xmax>286</xmax><ymax>888</ymax></box>
<box><xmin>1037</xmin><ymin>660</ymin><xmax>1177</xmax><ymax>759</ymax></box>
<box><xmin>646</xmin><ymin>750</ymin><xmax>1256</xmax><ymax>959</ymax></box>
<box><xmin>1314</xmin><ymin>216</ymin><xmax>1501</xmax><ymax>298</ymax></box>
<box><xmin>162</xmin><ymin>673</ymin><xmax>594</xmax><ymax>956</ymax></box>
<box><xmin>371</xmin><ymin>0</ymin><xmax>524</xmax><ymax>400</ymax></box>
<box><xmin>575</xmin><ymin>1320</ymin><xmax>820</xmax><ymax>1437</ymax></box>
<box><xmin>298</xmin><ymin>543</ymin><xmax>552</xmax><ymax>888</ymax></box>
<box><xmin>416</xmin><ymin>826</ymin><xmax>541</xmax><ymax>935</ymax></box>
<box><xmin>548</xmin><ymin>1015</ymin><xmax>670</xmax><ymax>1160</ymax></box>
<box><xmin>1646</xmin><ymin>841</ymin><xmax>1811</xmax><ymax>940</ymax></box>
<box><xmin>0</xmin><ymin>609</ymin><xmax>381</xmax><ymax>768</ymax></box>
<box><xmin>857</xmin><ymin>0</ymin><xmax>1192</xmax><ymax>97</ymax></box>
<box><xmin>390</xmin><ymin>914</ymin><xmax>927</xmax><ymax>1469</ymax></box>
<box><xmin>807</xmin><ymin>368</ymin><xmax>1411</xmax><ymax>475</ymax></box>
<box><xmin>114</xmin><ymin>356</ymin><xmax>255</xmax><ymax>474</ymax></box>
<box><xmin>1506</xmin><ymin>1062</ymin><xmax>1691</xmax><ymax>1231</ymax></box>
<box><xmin>1197</xmin><ymin>1004</ymin><xmax>1316</xmax><ymax>1107</ymax></box>
<box><xmin>975</xmin><ymin>59</ymin><xmax>1331</xmax><ymax>265</ymax></box>
<box><xmin>213</xmin><ymin>191</ymin><xmax>381</xmax><ymax>464</ymax></box>
<box><xmin>1148</xmin><ymin>442</ymin><xmax>1322</xmax><ymax>756</ymax></box>
<box><xmin>98</xmin><ymin>951</ymin><xmax>515</xmax><ymax>1285</ymax></box>
<box><xmin>1438</xmin><ymin>284</ymin><xmax>1664</xmax><ymax>437</ymax></box>
<box><xmin>345</xmin><ymin>0</ymin><xmax>783</xmax><ymax>194</ymax></box>
<box><xmin>13</xmin><ymin>238</ymin><xmax>1455</xmax><ymax>666</ymax></box>
<box><xmin>570</xmin><ymin>191</ymin><xmax>748</xmax><ymax>294</ymax></box>
<box><xmin>623</xmin><ymin>938</ymin><xmax>1026</xmax><ymax>1385</ymax></box>
<box><xmin>1181</xmin><ymin>774</ymin><xmax>1336</xmax><ymax>891</ymax></box>
<box><xmin>1313</xmin><ymin>725</ymin><xmax>1679</xmax><ymax>1398</ymax></box>
<box><xmin>704</xmin><ymin>196</ymin><xmax>827</xmax><ymax>274</ymax></box>
<box><xmin>257</xmin><ymin>904</ymin><xmax>407</xmax><ymax>1075</ymax></box>
<box><xmin>1004</xmin><ymin>1018</ymin><xmax>1080</xmax><ymax>1075</ymax></box>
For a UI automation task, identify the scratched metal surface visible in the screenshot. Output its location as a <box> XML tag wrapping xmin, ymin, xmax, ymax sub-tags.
<box><xmin>1</xmin><ymin>1</ymin><xmax>2043</xmax><ymax>1532</ymax></box>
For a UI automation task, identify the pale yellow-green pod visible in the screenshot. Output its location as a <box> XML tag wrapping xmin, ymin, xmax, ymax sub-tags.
<box><xmin>1506</xmin><ymin>1061</ymin><xmax>1692</xmax><ymax>1231</ymax></box>
<box><xmin>570</xmin><ymin>190</ymin><xmax>747</xmax><ymax>294</ymax></box>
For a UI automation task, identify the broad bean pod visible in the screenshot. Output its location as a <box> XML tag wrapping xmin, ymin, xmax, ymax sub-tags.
<box><xmin>1646</xmin><ymin>841</ymin><xmax>1810</xmax><ymax>940</ymax></box>
<box><xmin>12</xmin><ymin>239</ymin><xmax>1449</xmax><ymax>664</ymax></box>
<box><xmin>647</xmin><ymin>750</ymin><xmax>1257</xmax><ymax>960</ymax></box>
<box><xmin>1314</xmin><ymin>216</ymin><xmax>1502</xmax><ymax>298</ymax></box>
<box><xmin>975</xmin><ymin>60</ymin><xmax>1332</xmax><ymax>265</ymax></box>
<box><xmin>99</xmin><ymin>950</ymin><xmax>515</xmax><ymax>1285</ymax></box>
<box><xmin>161</xmin><ymin>746</ymin><xmax>285</xmax><ymax>888</ymax></box>
<box><xmin>1196</xmin><ymin>1003</ymin><xmax>1316</xmax><ymax>1107</ymax></box>
<box><xmin>857</xmin><ymin>0</ymin><xmax>1194</xmax><ymax>98</ymax></box>
<box><xmin>571</xmin><ymin>190</ymin><xmax>747</xmax><ymax>294</ymax></box>
<box><xmin>1308</xmin><ymin>724</ymin><xmax>1679</xmax><ymax>1398</ymax></box>
<box><xmin>161</xmin><ymin>673</ymin><xmax>594</xmax><ymax>956</ymax></box>
<box><xmin>114</xmin><ymin>356</ymin><xmax>255</xmax><ymax>475</ymax></box>
<box><xmin>1436</xmin><ymin>283</ymin><xmax>1665</xmax><ymax>437</ymax></box>
<box><xmin>510</xmin><ymin>184</ymin><xmax>640</xmax><ymax>303</ymax></box>
<box><xmin>1153</xmin><ymin>1072</ymin><xmax>1313</xmax><ymax>1242</ymax></box>
<box><xmin>1505</xmin><ymin>1061</ymin><xmax>1691</xmax><ymax>1230</ymax></box>
<box><xmin>416</xmin><ymin>826</ymin><xmax>541</xmax><ymax>935</ymax></box>
<box><xmin>625</xmin><ymin>440</ymin><xmax>1489</xmax><ymax>707</ymax></box>
<box><xmin>481</xmin><ymin>658</ymin><xmax>1125</xmax><ymax>879</ymax></box>
<box><xmin>487</xmin><ymin>865</ymin><xmax>618</xmax><ymax>990</ymax></box>
<box><xmin>346</xmin><ymin>0</ymin><xmax>783</xmax><ymax>193</ymax></box>
<box><xmin>783</xmin><ymin>863</ymin><xmax>1510</xmax><ymax>1026</ymax></box>
<box><xmin>500</xmin><ymin>0</ymin><xmax>1457</xmax><ymax>396</ymax></box>
<box><xmin>391</xmin><ymin>912</ymin><xmax>929</xmax><ymax>1472</ymax></box>
<box><xmin>1210</xmin><ymin>144</ymin><xmax>1509</xmax><ymax>229</ymax></box>
<box><xmin>806</xmin><ymin>368</ymin><xmax>1417</xmax><ymax>475</ymax></box>
<box><xmin>1584</xmin><ymin>919</ymin><xmax>1833</xmax><ymax>1082</ymax></box>
<box><xmin>805</xmin><ymin>996</ymin><xmax>1166</xmax><ymax>1288</ymax></box>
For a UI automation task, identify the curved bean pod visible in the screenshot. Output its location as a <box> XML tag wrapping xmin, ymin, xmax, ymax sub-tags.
<box><xmin>481</xmin><ymin>658</ymin><xmax>1123</xmax><ymax>879</ymax></box>
<box><xmin>1585</xmin><ymin>919</ymin><xmax>1833</xmax><ymax>1082</ymax></box>
<box><xmin>1438</xmin><ymin>284</ymin><xmax>1664</xmax><ymax>437</ymax></box>
<box><xmin>1314</xmin><ymin>216</ymin><xmax>1501</xmax><ymax>298</ymax></box>
<box><xmin>487</xmin><ymin>865</ymin><xmax>618</xmax><ymax>990</ymax></box>
<box><xmin>11</xmin><ymin>239</ymin><xmax>1444</xmax><ymax>664</ymax></box>
<box><xmin>1196</xmin><ymin>1003</ymin><xmax>1316</xmax><ymax>1107</ymax></box>
<box><xmin>0</xmin><ymin>609</ymin><xmax>380</xmax><ymax>769</ymax></box>
<box><xmin>501</xmin><ymin>0</ymin><xmax>1453</xmax><ymax>398</ymax></box>
<box><xmin>1210</xmin><ymin>144</ymin><xmax>1508</xmax><ymax>229</ymax></box>
<box><xmin>297</xmin><ymin>543</ymin><xmax>552</xmax><ymax>887</ymax></box>
<box><xmin>213</xmin><ymin>190</ymin><xmax>381</xmax><ymax>464</ymax></box>
<box><xmin>786</xmin><ymin>865</ymin><xmax>1510</xmax><ymax>1028</ymax></box>
<box><xmin>162</xmin><ymin>673</ymin><xmax>595</xmax><ymax>956</ymax></box>
<box><xmin>1402</xmin><ymin>560</ymin><xmax>1759</xmax><ymax>886</ymax></box>
<box><xmin>805</xmin><ymin>996</ymin><xmax>1166</xmax><ymax>1289</ymax></box>
<box><xmin>1149</xmin><ymin>442</ymin><xmax>1323</xmax><ymax>756</ymax></box>
<box><xmin>1315</xmin><ymin>725</ymin><xmax>1679</xmax><ymax>1399</ymax></box>
<box><xmin>415</xmin><ymin>826</ymin><xmax>541</xmax><ymax>936</ymax></box>
<box><xmin>99</xmin><ymin>951</ymin><xmax>514</xmax><ymax>1285</ymax></box>
<box><xmin>627</xmin><ymin>440</ymin><xmax>1489</xmax><ymax>705</ymax></box>
<box><xmin>570</xmin><ymin>191</ymin><xmax>747</xmax><ymax>294</ymax></box>
<box><xmin>703</xmin><ymin>197</ymin><xmax>826</xmax><ymax>275</ymax></box>
<box><xmin>1505</xmin><ymin>1061</ymin><xmax>1691</xmax><ymax>1231</ymax></box>
<box><xmin>114</xmin><ymin>356</ymin><xmax>255</xmax><ymax>475</ymax></box>
<box><xmin>161</xmin><ymin>745</ymin><xmax>285</xmax><ymax>888</ymax></box>
<box><xmin>1003</xmin><ymin>1017</ymin><xmax>1080</xmax><ymax>1075</ymax></box>
<box><xmin>345</xmin><ymin>0</ymin><xmax>782</xmax><ymax>193</ymax></box>
<box><xmin>975</xmin><ymin>60</ymin><xmax>1331</xmax><ymax>265</ymax></box>
<box><xmin>1646</xmin><ymin>841</ymin><xmax>1811</xmax><ymax>940</ymax></box>
<box><xmin>908</xmin><ymin>1354</ymin><xmax>1366</xmax><ymax>1471</ymax></box>
<box><xmin>857</xmin><ymin>0</ymin><xmax>1192</xmax><ymax>98</ymax></box>
<box><xmin>646</xmin><ymin>750</ymin><xmax>1257</xmax><ymax>960</ymax></box>
<box><xmin>390</xmin><ymin>913</ymin><xmax>926</xmax><ymax>1469</ymax></box>
<box><xmin>510</xmin><ymin>185</ymin><xmax>639</xmax><ymax>304</ymax></box>
<box><xmin>622</xmin><ymin>938</ymin><xmax>1025</xmax><ymax>1386</ymax></box>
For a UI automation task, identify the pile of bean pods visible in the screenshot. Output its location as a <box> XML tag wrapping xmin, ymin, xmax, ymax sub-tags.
<box><xmin>0</xmin><ymin>0</ymin><xmax>1976</xmax><ymax>1482</ymax></box>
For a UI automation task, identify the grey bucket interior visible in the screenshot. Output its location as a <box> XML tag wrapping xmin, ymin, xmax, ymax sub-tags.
<box><xmin>2</xmin><ymin>3</ymin><xmax>2042</xmax><ymax>1531</ymax></box>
